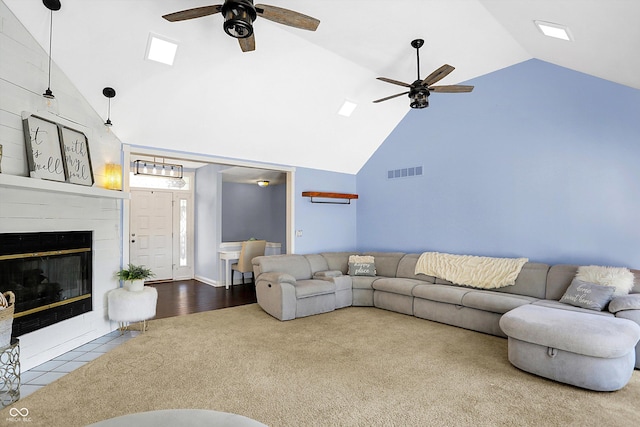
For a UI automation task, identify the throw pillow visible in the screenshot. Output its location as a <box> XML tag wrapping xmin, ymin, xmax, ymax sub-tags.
<box><xmin>348</xmin><ymin>255</ymin><xmax>376</xmax><ymax>276</ymax></box>
<box><xmin>608</xmin><ymin>295</ymin><xmax>640</xmax><ymax>313</ymax></box>
<box><xmin>575</xmin><ymin>265</ymin><xmax>635</xmax><ymax>297</ymax></box>
<box><xmin>559</xmin><ymin>278</ymin><xmax>616</xmax><ymax>311</ymax></box>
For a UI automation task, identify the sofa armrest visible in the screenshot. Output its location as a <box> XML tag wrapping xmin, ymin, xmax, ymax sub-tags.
<box><xmin>255</xmin><ymin>273</ymin><xmax>297</xmax><ymax>321</ymax></box>
<box><xmin>609</xmin><ymin>294</ymin><xmax>640</xmax><ymax>313</ymax></box>
<box><xmin>313</xmin><ymin>270</ymin><xmax>343</xmax><ymax>279</ymax></box>
<box><xmin>256</xmin><ymin>272</ymin><xmax>297</xmax><ymax>285</ymax></box>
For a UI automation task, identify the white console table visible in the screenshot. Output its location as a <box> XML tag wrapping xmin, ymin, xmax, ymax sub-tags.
<box><xmin>218</xmin><ymin>242</ymin><xmax>281</xmax><ymax>289</ymax></box>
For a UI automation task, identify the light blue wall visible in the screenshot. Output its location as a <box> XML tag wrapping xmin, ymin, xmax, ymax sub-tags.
<box><xmin>194</xmin><ymin>164</ymin><xmax>223</xmax><ymax>282</ymax></box>
<box><xmin>356</xmin><ymin>59</ymin><xmax>640</xmax><ymax>267</ymax></box>
<box><xmin>221</xmin><ymin>182</ymin><xmax>287</xmax><ymax>253</ymax></box>
<box><xmin>295</xmin><ymin>167</ymin><xmax>357</xmax><ymax>254</ymax></box>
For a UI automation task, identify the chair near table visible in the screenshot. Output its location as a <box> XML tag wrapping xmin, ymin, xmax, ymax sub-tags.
<box><xmin>231</xmin><ymin>240</ymin><xmax>266</xmax><ymax>285</ymax></box>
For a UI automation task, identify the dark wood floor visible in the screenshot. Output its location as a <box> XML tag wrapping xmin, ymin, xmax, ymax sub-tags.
<box><xmin>146</xmin><ymin>280</ymin><xmax>257</xmax><ymax>320</ymax></box>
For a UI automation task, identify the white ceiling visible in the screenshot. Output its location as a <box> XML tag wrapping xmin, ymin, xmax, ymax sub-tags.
<box><xmin>5</xmin><ymin>1</ymin><xmax>640</xmax><ymax>175</ymax></box>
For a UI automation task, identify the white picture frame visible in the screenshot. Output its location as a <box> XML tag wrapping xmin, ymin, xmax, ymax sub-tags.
<box><xmin>22</xmin><ymin>114</ymin><xmax>66</xmax><ymax>182</ymax></box>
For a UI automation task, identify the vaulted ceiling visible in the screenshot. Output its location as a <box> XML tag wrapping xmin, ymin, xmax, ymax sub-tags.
<box><xmin>5</xmin><ymin>0</ymin><xmax>639</xmax><ymax>174</ymax></box>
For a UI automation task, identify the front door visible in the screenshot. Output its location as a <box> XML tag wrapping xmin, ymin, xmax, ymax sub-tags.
<box><xmin>130</xmin><ymin>190</ymin><xmax>173</xmax><ymax>281</ymax></box>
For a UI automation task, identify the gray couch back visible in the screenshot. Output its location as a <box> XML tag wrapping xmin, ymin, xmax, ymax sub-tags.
<box><xmin>546</xmin><ymin>265</ymin><xmax>640</xmax><ymax>300</ymax></box>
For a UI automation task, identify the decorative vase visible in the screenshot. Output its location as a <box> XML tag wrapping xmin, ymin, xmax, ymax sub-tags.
<box><xmin>126</xmin><ymin>279</ymin><xmax>145</xmax><ymax>292</ymax></box>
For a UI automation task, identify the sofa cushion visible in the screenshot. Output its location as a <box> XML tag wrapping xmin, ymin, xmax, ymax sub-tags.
<box><xmin>545</xmin><ymin>264</ymin><xmax>578</xmax><ymax>300</ymax></box>
<box><xmin>500</xmin><ymin>304</ymin><xmax>640</xmax><ymax>359</ymax></box>
<box><xmin>305</xmin><ymin>254</ymin><xmax>330</xmax><ymax>275</ymax></box>
<box><xmin>254</xmin><ymin>255</ymin><xmax>312</xmax><ymax>281</ymax></box>
<box><xmin>559</xmin><ymin>279</ymin><xmax>615</xmax><ymax>311</ymax></box>
<box><xmin>372</xmin><ymin>278</ymin><xmax>422</xmax><ymax>296</ymax></box>
<box><xmin>532</xmin><ymin>299</ymin><xmax>614</xmax><ymax>317</ymax></box>
<box><xmin>461</xmin><ymin>291</ymin><xmax>538</xmax><ymax>314</ymax></box>
<box><xmin>294</xmin><ymin>279</ymin><xmax>336</xmax><ymax>298</ymax></box>
<box><xmin>396</xmin><ymin>254</ymin><xmax>436</xmax><ymax>282</ymax></box>
<box><xmin>493</xmin><ymin>262</ymin><xmax>549</xmax><ymax>299</ymax></box>
<box><xmin>351</xmin><ymin>275</ymin><xmax>379</xmax><ymax>290</ymax></box>
<box><xmin>362</xmin><ymin>252</ymin><xmax>405</xmax><ymax>278</ymax></box>
<box><xmin>412</xmin><ymin>284</ymin><xmax>470</xmax><ymax>305</ymax></box>
<box><xmin>320</xmin><ymin>252</ymin><xmax>354</xmax><ymax>274</ymax></box>
<box><xmin>609</xmin><ymin>294</ymin><xmax>640</xmax><ymax>313</ymax></box>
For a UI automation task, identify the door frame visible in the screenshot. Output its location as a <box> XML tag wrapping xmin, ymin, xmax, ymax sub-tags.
<box><xmin>121</xmin><ymin>145</ymin><xmax>295</xmax><ymax>269</ymax></box>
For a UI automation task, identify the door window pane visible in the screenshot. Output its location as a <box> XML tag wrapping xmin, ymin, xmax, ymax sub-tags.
<box><xmin>179</xmin><ymin>199</ymin><xmax>188</xmax><ymax>267</ymax></box>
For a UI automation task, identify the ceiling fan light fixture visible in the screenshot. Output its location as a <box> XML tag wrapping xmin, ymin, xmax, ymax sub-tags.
<box><xmin>410</xmin><ymin>87</ymin><xmax>429</xmax><ymax>109</ymax></box>
<box><xmin>222</xmin><ymin>1</ymin><xmax>257</xmax><ymax>39</ymax></box>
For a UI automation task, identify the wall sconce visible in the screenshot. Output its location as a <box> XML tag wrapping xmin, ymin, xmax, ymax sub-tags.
<box><xmin>102</xmin><ymin>87</ymin><xmax>116</xmax><ymax>126</ymax></box>
<box><xmin>105</xmin><ymin>163</ymin><xmax>122</xmax><ymax>190</ymax></box>
<box><xmin>133</xmin><ymin>159</ymin><xmax>183</xmax><ymax>178</ymax></box>
<box><xmin>257</xmin><ymin>180</ymin><xmax>269</xmax><ymax>188</ymax></box>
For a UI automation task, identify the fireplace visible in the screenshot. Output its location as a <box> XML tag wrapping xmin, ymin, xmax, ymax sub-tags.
<box><xmin>0</xmin><ymin>231</ymin><xmax>93</xmax><ymax>337</ymax></box>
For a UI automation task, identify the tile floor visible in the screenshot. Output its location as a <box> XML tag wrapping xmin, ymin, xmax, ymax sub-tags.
<box><xmin>18</xmin><ymin>329</ymin><xmax>138</xmax><ymax>400</ymax></box>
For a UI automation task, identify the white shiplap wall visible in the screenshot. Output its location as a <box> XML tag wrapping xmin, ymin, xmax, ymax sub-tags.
<box><xmin>0</xmin><ymin>1</ymin><xmax>124</xmax><ymax>370</ymax></box>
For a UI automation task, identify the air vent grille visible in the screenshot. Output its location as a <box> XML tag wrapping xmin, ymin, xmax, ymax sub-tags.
<box><xmin>387</xmin><ymin>166</ymin><xmax>423</xmax><ymax>180</ymax></box>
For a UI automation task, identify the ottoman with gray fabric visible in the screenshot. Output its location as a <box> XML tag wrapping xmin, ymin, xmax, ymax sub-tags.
<box><xmin>500</xmin><ymin>304</ymin><xmax>640</xmax><ymax>391</ymax></box>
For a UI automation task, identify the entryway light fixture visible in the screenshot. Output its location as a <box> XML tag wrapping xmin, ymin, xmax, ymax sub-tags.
<box><xmin>534</xmin><ymin>20</ymin><xmax>573</xmax><ymax>41</ymax></box>
<box><xmin>133</xmin><ymin>159</ymin><xmax>183</xmax><ymax>178</ymax></box>
<box><xmin>42</xmin><ymin>0</ymin><xmax>61</xmax><ymax>100</ymax></box>
<box><xmin>102</xmin><ymin>87</ymin><xmax>116</xmax><ymax>126</ymax></box>
<box><xmin>257</xmin><ymin>180</ymin><xmax>269</xmax><ymax>187</ymax></box>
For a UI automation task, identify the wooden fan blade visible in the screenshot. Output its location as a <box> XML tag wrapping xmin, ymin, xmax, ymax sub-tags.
<box><xmin>373</xmin><ymin>92</ymin><xmax>410</xmax><ymax>103</ymax></box>
<box><xmin>255</xmin><ymin>4</ymin><xmax>320</xmax><ymax>31</ymax></box>
<box><xmin>429</xmin><ymin>85</ymin><xmax>474</xmax><ymax>93</ymax></box>
<box><xmin>162</xmin><ymin>5</ymin><xmax>223</xmax><ymax>22</ymax></box>
<box><xmin>238</xmin><ymin>34</ymin><xmax>256</xmax><ymax>52</ymax></box>
<box><xmin>377</xmin><ymin>77</ymin><xmax>411</xmax><ymax>88</ymax></box>
<box><xmin>422</xmin><ymin>64</ymin><xmax>455</xmax><ymax>86</ymax></box>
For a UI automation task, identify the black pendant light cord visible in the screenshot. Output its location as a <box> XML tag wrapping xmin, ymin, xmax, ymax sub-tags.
<box><xmin>47</xmin><ymin>9</ymin><xmax>53</xmax><ymax>91</ymax></box>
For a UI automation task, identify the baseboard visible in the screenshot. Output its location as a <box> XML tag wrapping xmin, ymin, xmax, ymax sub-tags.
<box><xmin>194</xmin><ymin>275</ymin><xmax>220</xmax><ymax>287</ymax></box>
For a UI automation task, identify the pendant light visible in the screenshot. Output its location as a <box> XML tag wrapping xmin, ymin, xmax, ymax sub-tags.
<box><xmin>102</xmin><ymin>87</ymin><xmax>116</xmax><ymax>126</ymax></box>
<box><xmin>42</xmin><ymin>0</ymin><xmax>61</xmax><ymax>100</ymax></box>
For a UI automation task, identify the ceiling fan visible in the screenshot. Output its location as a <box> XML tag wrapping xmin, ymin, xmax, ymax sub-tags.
<box><xmin>162</xmin><ymin>0</ymin><xmax>320</xmax><ymax>52</ymax></box>
<box><xmin>374</xmin><ymin>39</ymin><xmax>474</xmax><ymax>109</ymax></box>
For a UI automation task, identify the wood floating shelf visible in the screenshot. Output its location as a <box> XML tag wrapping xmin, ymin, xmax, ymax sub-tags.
<box><xmin>302</xmin><ymin>191</ymin><xmax>359</xmax><ymax>205</ymax></box>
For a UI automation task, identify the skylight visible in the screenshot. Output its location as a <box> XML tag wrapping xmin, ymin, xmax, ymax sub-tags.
<box><xmin>338</xmin><ymin>100</ymin><xmax>357</xmax><ymax>117</ymax></box>
<box><xmin>534</xmin><ymin>20</ymin><xmax>572</xmax><ymax>41</ymax></box>
<box><xmin>145</xmin><ymin>33</ymin><xmax>178</xmax><ymax>65</ymax></box>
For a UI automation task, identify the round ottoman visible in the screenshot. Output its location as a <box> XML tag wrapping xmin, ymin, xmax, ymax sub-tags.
<box><xmin>500</xmin><ymin>304</ymin><xmax>640</xmax><ymax>391</ymax></box>
<box><xmin>86</xmin><ymin>409</ymin><xmax>267</xmax><ymax>427</ymax></box>
<box><xmin>107</xmin><ymin>287</ymin><xmax>158</xmax><ymax>332</ymax></box>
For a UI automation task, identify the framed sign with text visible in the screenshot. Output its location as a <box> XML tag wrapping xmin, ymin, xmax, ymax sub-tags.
<box><xmin>59</xmin><ymin>125</ymin><xmax>94</xmax><ymax>186</ymax></box>
<box><xmin>22</xmin><ymin>114</ymin><xmax>66</xmax><ymax>182</ymax></box>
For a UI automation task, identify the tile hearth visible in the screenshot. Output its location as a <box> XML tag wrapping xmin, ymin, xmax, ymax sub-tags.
<box><xmin>18</xmin><ymin>330</ymin><xmax>137</xmax><ymax>400</ymax></box>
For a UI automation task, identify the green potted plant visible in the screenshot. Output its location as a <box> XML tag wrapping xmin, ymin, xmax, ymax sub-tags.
<box><xmin>115</xmin><ymin>264</ymin><xmax>155</xmax><ymax>292</ymax></box>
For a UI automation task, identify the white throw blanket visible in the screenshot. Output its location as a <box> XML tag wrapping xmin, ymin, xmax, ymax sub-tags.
<box><xmin>415</xmin><ymin>252</ymin><xmax>529</xmax><ymax>289</ymax></box>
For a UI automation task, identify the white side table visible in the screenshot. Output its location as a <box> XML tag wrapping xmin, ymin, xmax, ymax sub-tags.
<box><xmin>107</xmin><ymin>287</ymin><xmax>158</xmax><ymax>333</ymax></box>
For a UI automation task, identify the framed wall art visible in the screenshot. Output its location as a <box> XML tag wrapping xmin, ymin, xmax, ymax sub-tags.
<box><xmin>22</xmin><ymin>114</ymin><xmax>66</xmax><ymax>182</ymax></box>
<box><xmin>59</xmin><ymin>125</ymin><xmax>94</xmax><ymax>186</ymax></box>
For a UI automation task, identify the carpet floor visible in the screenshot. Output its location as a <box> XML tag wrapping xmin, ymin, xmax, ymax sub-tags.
<box><xmin>2</xmin><ymin>304</ymin><xmax>639</xmax><ymax>426</ymax></box>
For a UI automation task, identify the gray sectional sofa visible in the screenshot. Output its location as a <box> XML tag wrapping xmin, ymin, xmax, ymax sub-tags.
<box><xmin>252</xmin><ymin>252</ymin><xmax>640</xmax><ymax>391</ymax></box>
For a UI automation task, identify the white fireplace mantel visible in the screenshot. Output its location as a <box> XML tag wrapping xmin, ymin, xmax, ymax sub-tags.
<box><xmin>0</xmin><ymin>174</ymin><xmax>129</xmax><ymax>199</ymax></box>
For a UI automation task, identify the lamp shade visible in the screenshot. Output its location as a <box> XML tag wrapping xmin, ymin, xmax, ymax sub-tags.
<box><xmin>105</xmin><ymin>163</ymin><xmax>122</xmax><ymax>190</ymax></box>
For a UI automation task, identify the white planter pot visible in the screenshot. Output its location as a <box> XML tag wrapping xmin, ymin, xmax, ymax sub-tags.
<box><xmin>125</xmin><ymin>279</ymin><xmax>145</xmax><ymax>292</ymax></box>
